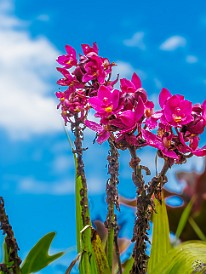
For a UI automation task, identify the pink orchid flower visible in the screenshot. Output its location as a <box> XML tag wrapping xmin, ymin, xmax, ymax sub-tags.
<box><xmin>56</xmin><ymin>45</ymin><xmax>77</xmax><ymax>69</ymax></box>
<box><xmin>89</xmin><ymin>85</ymin><xmax>121</xmax><ymax>117</ymax></box>
<box><xmin>159</xmin><ymin>88</ymin><xmax>193</xmax><ymax>127</ymax></box>
<box><xmin>85</xmin><ymin>120</ymin><xmax>110</xmax><ymax>144</ymax></box>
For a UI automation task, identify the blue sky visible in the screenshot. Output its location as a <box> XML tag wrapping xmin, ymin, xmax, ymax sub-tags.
<box><xmin>0</xmin><ymin>0</ymin><xmax>206</xmax><ymax>273</ymax></box>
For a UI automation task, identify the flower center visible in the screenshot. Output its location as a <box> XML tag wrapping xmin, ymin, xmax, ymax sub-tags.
<box><xmin>172</xmin><ymin>114</ymin><xmax>182</xmax><ymax>123</ymax></box>
<box><xmin>105</xmin><ymin>106</ymin><xmax>113</xmax><ymax>112</ymax></box>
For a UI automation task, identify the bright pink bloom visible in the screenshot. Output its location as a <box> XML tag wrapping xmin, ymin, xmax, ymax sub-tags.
<box><xmin>111</xmin><ymin>97</ymin><xmax>145</xmax><ymax>134</ymax></box>
<box><xmin>81</xmin><ymin>42</ymin><xmax>98</xmax><ymax>56</ymax></box>
<box><xmin>142</xmin><ymin>129</ymin><xmax>179</xmax><ymax>159</ymax></box>
<box><xmin>159</xmin><ymin>88</ymin><xmax>193</xmax><ymax>127</ymax></box>
<box><xmin>178</xmin><ymin>131</ymin><xmax>206</xmax><ymax>157</ymax></box>
<box><xmin>56</xmin><ymin>67</ymin><xmax>83</xmax><ymax>90</ymax></box>
<box><xmin>120</xmin><ymin>73</ymin><xmax>148</xmax><ymax>110</ymax></box>
<box><xmin>82</xmin><ymin>55</ymin><xmax>107</xmax><ymax>84</ymax></box>
<box><xmin>56</xmin><ymin>45</ymin><xmax>77</xmax><ymax>68</ymax></box>
<box><xmin>85</xmin><ymin>120</ymin><xmax>110</xmax><ymax>144</ymax></box>
<box><xmin>89</xmin><ymin>86</ymin><xmax>121</xmax><ymax>117</ymax></box>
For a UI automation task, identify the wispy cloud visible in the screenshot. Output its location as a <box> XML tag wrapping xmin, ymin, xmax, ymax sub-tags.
<box><xmin>17</xmin><ymin>175</ymin><xmax>105</xmax><ymax>195</ymax></box>
<box><xmin>112</xmin><ymin>61</ymin><xmax>146</xmax><ymax>82</ymax></box>
<box><xmin>185</xmin><ymin>55</ymin><xmax>198</xmax><ymax>64</ymax></box>
<box><xmin>160</xmin><ymin>35</ymin><xmax>187</xmax><ymax>51</ymax></box>
<box><xmin>18</xmin><ymin>177</ymin><xmax>74</xmax><ymax>195</ymax></box>
<box><xmin>123</xmin><ymin>32</ymin><xmax>146</xmax><ymax>50</ymax></box>
<box><xmin>0</xmin><ymin>0</ymin><xmax>62</xmax><ymax>139</ymax></box>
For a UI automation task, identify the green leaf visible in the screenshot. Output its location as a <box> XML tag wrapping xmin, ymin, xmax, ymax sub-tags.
<box><xmin>2</xmin><ymin>238</ymin><xmax>9</xmax><ymax>264</ymax></box>
<box><xmin>151</xmin><ymin>241</ymin><xmax>206</xmax><ymax>274</ymax></box>
<box><xmin>21</xmin><ymin>232</ymin><xmax>64</xmax><ymax>274</ymax></box>
<box><xmin>91</xmin><ymin>230</ymin><xmax>111</xmax><ymax>274</ymax></box>
<box><xmin>76</xmin><ymin>175</ymin><xmax>84</xmax><ymax>253</ymax></box>
<box><xmin>175</xmin><ymin>197</ymin><xmax>195</xmax><ymax>239</ymax></box>
<box><xmin>122</xmin><ymin>257</ymin><xmax>134</xmax><ymax>274</ymax></box>
<box><xmin>148</xmin><ymin>197</ymin><xmax>171</xmax><ymax>274</ymax></box>
<box><xmin>189</xmin><ymin>217</ymin><xmax>206</xmax><ymax>241</ymax></box>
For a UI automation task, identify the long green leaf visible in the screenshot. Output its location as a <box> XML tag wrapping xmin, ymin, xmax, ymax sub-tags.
<box><xmin>76</xmin><ymin>175</ymin><xmax>84</xmax><ymax>253</ymax></box>
<box><xmin>189</xmin><ymin>217</ymin><xmax>206</xmax><ymax>241</ymax></box>
<box><xmin>122</xmin><ymin>257</ymin><xmax>134</xmax><ymax>274</ymax></box>
<box><xmin>21</xmin><ymin>232</ymin><xmax>63</xmax><ymax>274</ymax></box>
<box><xmin>175</xmin><ymin>197</ymin><xmax>194</xmax><ymax>239</ymax></box>
<box><xmin>148</xmin><ymin>197</ymin><xmax>171</xmax><ymax>273</ymax></box>
<box><xmin>65</xmin><ymin>130</ymin><xmax>98</xmax><ymax>273</ymax></box>
<box><xmin>91</xmin><ymin>230</ymin><xmax>111</xmax><ymax>274</ymax></box>
<box><xmin>151</xmin><ymin>241</ymin><xmax>206</xmax><ymax>274</ymax></box>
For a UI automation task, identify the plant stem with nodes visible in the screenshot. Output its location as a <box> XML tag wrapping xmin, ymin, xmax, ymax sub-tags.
<box><xmin>105</xmin><ymin>138</ymin><xmax>122</xmax><ymax>273</ymax></box>
<box><xmin>129</xmin><ymin>147</ymin><xmax>170</xmax><ymax>274</ymax></box>
<box><xmin>72</xmin><ymin>113</ymin><xmax>91</xmax><ymax>274</ymax></box>
<box><xmin>0</xmin><ymin>197</ymin><xmax>21</xmax><ymax>274</ymax></box>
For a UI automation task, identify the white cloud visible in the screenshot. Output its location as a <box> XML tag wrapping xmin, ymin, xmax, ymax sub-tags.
<box><xmin>123</xmin><ymin>32</ymin><xmax>146</xmax><ymax>50</ymax></box>
<box><xmin>112</xmin><ymin>60</ymin><xmax>146</xmax><ymax>81</ymax></box>
<box><xmin>0</xmin><ymin>0</ymin><xmax>62</xmax><ymax>139</ymax></box>
<box><xmin>18</xmin><ymin>177</ymin><xmax>74</xmax><ymax>195</ymax></box>
<box><xmin>160</xmin><ymin>35</ymin><xmax>187</xmax><ymax>51</ymax></box>
<box><xmin>186</xmin><ymin>55</ymin><xmax>198</xmax><ymax>64</ymax></box>
<box><xmin>52</xmin><ymin>155</ymin><xmax>74</xmax><ymax>173</ymax></box>
<box><xmin>17</xmin><ymin>175</ymin><xmax>105</xmax><ymax>195</ymax></box>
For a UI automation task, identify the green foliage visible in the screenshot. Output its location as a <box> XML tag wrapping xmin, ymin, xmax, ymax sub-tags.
<box><xmin>148</xmin><ymin>195</ymin><xmax>206</xmax><ymax>274</ymax></box>
<box><xmin>189</xmin><ymin>217</ymin><xmax>206</xmax><ymax>241</ymax></box>
<box><xmin>151</xmin><ymin>241</ymin><xmax>206</xmax><ymax>273</ymax></box>
<box><xmin>91</xmin><ymin>230</ymin><xmax>111</xmax><ymax>274</ymax></box>
<box><xmin>175</xmin><ymin>197</ymin><xmax>194</xmax><ymax>239</ymax></box>
<box><xmin>148</xmin><ymin>197</ymin><xmax>171</xmax><ymax>273</ymax></box>
<box><xmin>20</xmin><ymin>232</ymin><xmax>64</xmax><ymax>274</ymax></box>
<box><xmin>122</xmin><ymin>257</ymin><xmax>134</xmax><ymax>274</ymax></box>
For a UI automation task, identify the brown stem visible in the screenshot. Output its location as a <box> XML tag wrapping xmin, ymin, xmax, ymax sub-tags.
<box><xmin>0</xmin><ymin>197</ymin><xmax>21</xmax><ymax>274</ymax></box>
<box><xmin>129</xmin><ymin>148</ymin><xmax>171</xmax><ymax>274</ymax></box>
<box><xmin>105</xmin><ymin>138</ymin><xmax>121</xmax><ymax>272</ymax></box>
<box><xmin>129</xmin><ymin>146</ymin><xmax>149</xmax><ymax>274</ymax></box>
<box><xmin>72</xmin><ymin>114</ymin><xmax>91</xmax><ymax>274</ymax></box>
<box><xmin>72</xmin><ymin>114</ymin><xmax>90</xmax><ymax>227</ymax></box>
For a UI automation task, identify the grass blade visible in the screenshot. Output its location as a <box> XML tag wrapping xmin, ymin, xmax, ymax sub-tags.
<box><xmin>175</xmin><ymin>197</ymin><xmax>195</xmax><ymax>239</ymax></box>
<box><xmin>148</xmin><ymin>197</ymin><xmax>171</xmax><ymax>273</ymax></box>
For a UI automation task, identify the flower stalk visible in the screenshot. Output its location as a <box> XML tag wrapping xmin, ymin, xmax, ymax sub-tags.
<box><xmin>0</xmin><ymin>197</ymin><xmax>21</xmax><ymax>274</ymax></box>
<box><xmin>72</xmin><ymin>114</ymin><xmax>92</xmax><ymax>274</ymax></box>
<box><xmin>129</xmin><ymin>146</ymin><xmax>149</xmax><ymax>274</ymax></box>
<box><xmin>105</xmin><ymin>138</ymin><xmax>121</xmax><ymax>272</ymax></box>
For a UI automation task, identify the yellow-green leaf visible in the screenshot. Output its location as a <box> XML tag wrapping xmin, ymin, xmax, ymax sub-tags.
<box><xmin>148</xmin><ymin>197</ymin><xmax>171</xmax><ymax>273</ymax></box>
<box><xmin>91</xmin><ymin>230</ymin><xmax>111</xmax><ymax>274</ymax></box>
<box><xmin>151</xmin><ymin>241</ymin><xmax>206</xmax><ymax>274</ymax></box>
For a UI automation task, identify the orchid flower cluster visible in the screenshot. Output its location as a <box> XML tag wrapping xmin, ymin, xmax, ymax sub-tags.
<box><xmin>56</xmin><ymin>43</ymin><xmax>206</xmax><ymax>163</ymax></box>
<box><xmin>56</xmin><ymin>42</ymin><xmax>206</xmax><ymax>274</ymax></box>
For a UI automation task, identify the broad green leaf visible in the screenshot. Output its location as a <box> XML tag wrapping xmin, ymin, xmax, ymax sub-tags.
<box><xmin>21</xmin><ymin>232</ymin><xmax>64</xmax><ymax>274</ymax></box>
<box><xmin>76</xmin><ymin>175</ymin><xmax>84</xmax><ymax>253</ymax></box>
<box><xmin>151</xmin><ymin>241</ymin><xmax>206</xmax><ymax>274</ymax></box>
<box><xmin>3</xmin><ymin>239</ymin><xmax>9</xmax><ymax>264</ymax></box>
<box><xmin>122</xmin><ymin>257</ymin><xmax>134</xmax><ymax>274</ymax></box>
<box><xmin>91</xmin><ymin>230</ymin><xmax>111</xmax><ymax>274</ymax></box>
<box><xmin>148</xmin><ymin>197</ymin><xmax>171</xmax><ymax>273</ymax></box>
<box><xmin>66</xmin><ymin>130</ymin><xmax>98</xmax><ymax>274</ymax></box>
<box><xmin>189</xmin><ymin>217</ymin><xmax>206</xmax><ymax>241</ymax></box>
<box><xmin>175</xmin><ymin>197</ymin><xmax>195</xmax><ymax>239</ymax></box>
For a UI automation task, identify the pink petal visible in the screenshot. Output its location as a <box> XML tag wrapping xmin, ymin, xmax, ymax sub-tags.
<box><xmin>84</xmin><ymin>120</ymin><xmax>102</xmax><ymax>133</ymax></box>
<box><xmin>98</xmin><ymin>86</ymin><xmax>112</xmax><ymax>101</ymax></box>
<box><xmin>97</xmin><ymin>131</ymin><xmax>110</xmax><ymax>144</ymax></box>
<box><xmin>131</xmin><ymin>72</ymin><xmax>142</xmax><ymax>89</ymax></box>
<box><xmin>162</xmin><ymin>148</ymin><xmax>179</xmax><ymax>159</ymax></box>
<box><xmin>202</xmin><ymin>100</ymin><xmax>206</xmax><ymax>123</ymax></box>
<box><xmin>159</xmin><ymin>88</ymin><xmax>172</xmax><ymax>108</ymax></box>
<box><xmin>135</xmin><ymin>97</ymin><xmax>145</xmax><ymax>121</ymax></box>
<box><xmin>193</xmin><ymin>146</ymin><xmax>206</xmax><ymax>156</ymax></box>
